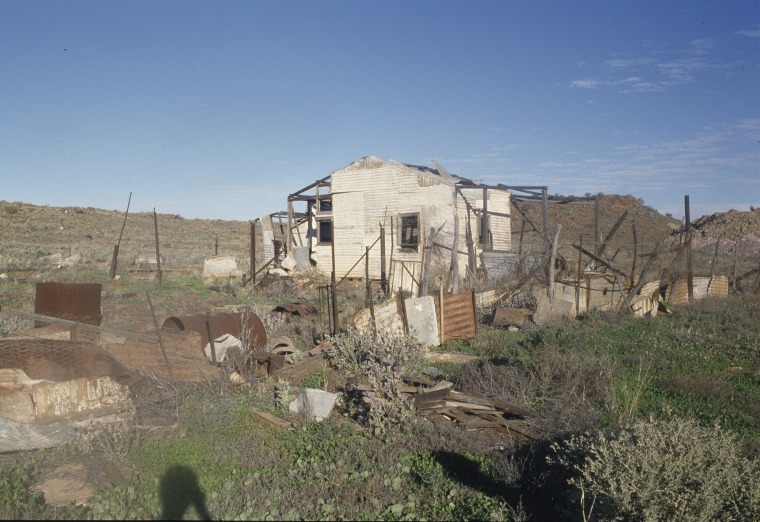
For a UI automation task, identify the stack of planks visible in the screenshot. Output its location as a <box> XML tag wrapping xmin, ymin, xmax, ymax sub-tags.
<box><xmin>412</xmin><ymin>388</ymin><xmax>538</xmax><ymax>440</ymax></box>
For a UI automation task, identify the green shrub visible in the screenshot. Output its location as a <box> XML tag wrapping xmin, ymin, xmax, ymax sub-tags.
<box><xmin>330</xmin><ymin>330</ymin><xmax>426</xmax><ymax>438</ymax></box>
<box><xmin>549</xmin><ymin>416</ymin><xmax>760</xmax><ymax>521</ymax></box>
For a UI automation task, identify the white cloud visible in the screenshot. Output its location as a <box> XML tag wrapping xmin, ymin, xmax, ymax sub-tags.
<box><xmin>570</xmin><ymin>37</ymin><xmax>727</xmax><ymax>93</ymax></box>
<box><xmin>737</xmin><ymin>25</ymin><xmax>760</xmax><ymax>37</ymax></box>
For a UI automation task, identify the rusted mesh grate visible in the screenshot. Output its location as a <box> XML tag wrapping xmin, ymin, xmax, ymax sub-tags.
<box><xmin>0</xmin><ymin>338</ymin><xmax>141</xmax><ymax>389</ymax></box>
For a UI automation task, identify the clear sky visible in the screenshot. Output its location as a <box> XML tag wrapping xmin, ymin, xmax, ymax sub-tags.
<box><xmin>1</xmin><ymin>1</ymin><xmax>758</xmax><ymax>221</ymax></box>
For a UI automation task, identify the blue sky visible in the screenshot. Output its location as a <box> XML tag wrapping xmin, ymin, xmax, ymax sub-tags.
<box><xmin>1</xmin><ymin>1</ymin><xmax>758</xmax><ymax>221</ymax></box>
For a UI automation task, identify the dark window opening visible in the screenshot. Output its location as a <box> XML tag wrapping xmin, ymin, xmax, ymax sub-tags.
<box><xmin>399</xmin><ymin>213</ymin><xmax>420</xmax><ymax>249</ymax></box>
<box><xmin>318</xmin><ymin>220</ymin><xmax>332</xmax><ymax>244</ymax></box>
<box><xmin>319</xmin><ymin>198</ymin><xmax>332</xmax><ymax>212</ymax></box>
<box><xmin>478</xmin><ymin>215</ymin><xmax>491</xmax><ymax>248</ymax></box>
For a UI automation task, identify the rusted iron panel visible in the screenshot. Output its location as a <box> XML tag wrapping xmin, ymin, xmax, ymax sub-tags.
<box><xmin>162</xmin><ymin>312</ymin><xmax>266</xmax><ymax>351</ymax></box>
<box><xmin>35</xmin><ymin>282</ymin><xmax>102</xmax><ymax>326</ymax></box>
<box><xmin>433</xmin><ymin>290</ymin><xmax>476</xmax><ymax>342</ymax></box>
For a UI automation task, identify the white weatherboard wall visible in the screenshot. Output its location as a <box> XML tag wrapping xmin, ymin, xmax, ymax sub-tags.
<box><xmin>312</xmin><ymin>157</ymin><xmax>511</xmax><ymax>283</ymax></box>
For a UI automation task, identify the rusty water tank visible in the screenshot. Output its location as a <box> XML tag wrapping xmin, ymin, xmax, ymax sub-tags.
<box><xmin>35</xmin><ymin>282</ymin><xmax>103</xmax><ymax>326</ymax></box>
<box><xmin>162</xmin><ymin>311</ymin><xmax>266</xmax><ymax>351</ymax></box>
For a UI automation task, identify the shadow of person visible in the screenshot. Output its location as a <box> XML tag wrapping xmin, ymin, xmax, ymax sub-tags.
<box><xmin>159</xmin><ymin>465</ymin><xmax>212</xmax><ymax>520</ymax></box>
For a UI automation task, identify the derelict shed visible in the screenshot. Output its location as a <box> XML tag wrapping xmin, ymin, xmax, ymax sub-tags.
<box><xmin>278</xmin><ymin>156</ymin><xmax>531</xmax><ymax>292</ymax></box>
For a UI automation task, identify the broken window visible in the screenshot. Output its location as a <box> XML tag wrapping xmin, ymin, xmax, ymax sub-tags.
<box><xmin>318</xmin><ymin>220</ymin><xmax>332</xmax><ymax>244</ymax></box>
<box><xmin>318</xmin><ymin>198</ymin><xmax>332</xmax><ymax>212</ymax></box>
<box><xmin>399</xmin><ymin>213</ymin><xmax>420</xmax><ymax>249</ymax></box>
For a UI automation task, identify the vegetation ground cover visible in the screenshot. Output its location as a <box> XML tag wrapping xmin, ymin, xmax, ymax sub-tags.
<box><xmin>1</xmin><ymin>200</ymin><xmax>758</xmax><ymax>520</ymax></box>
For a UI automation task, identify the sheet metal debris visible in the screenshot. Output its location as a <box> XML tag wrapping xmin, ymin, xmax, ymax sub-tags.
<box><xmin>35</xmin><ymin>282</ymin><xmax>102</xmax><ymax>326</ymax></box>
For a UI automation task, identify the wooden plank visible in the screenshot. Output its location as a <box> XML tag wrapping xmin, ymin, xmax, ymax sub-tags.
<box><xmin>251</xmin><ymin>408</ymin><xmax>291</xmax><ymax>428</ymax></box>
<box><xmin>444</xmin><ymin>400</ymin><xmax>494</xmax><ymax>411</ymax></box>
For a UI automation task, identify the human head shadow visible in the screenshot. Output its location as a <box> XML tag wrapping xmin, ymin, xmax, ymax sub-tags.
<box><xmin>433</xmin><ymin>442</ymin><xmax>576</xmax><ymax>520</ymax></box>
<box><xmin>159</xmin><ymin>465</ymin><xmax>212</xmax><ymax>520</ymax></box>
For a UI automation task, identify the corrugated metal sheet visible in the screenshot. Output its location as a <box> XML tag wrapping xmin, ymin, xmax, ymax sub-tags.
<box><xmin>630</xmin><ymin>280</ymin><xmax>661</xmax><ymax>317</ymax></box>
<box><xmin>434</xmin><ymin>290</ymin><xmax>477</xmax><ymax>342</ymax></box>
<box><xmin>667</xmin><ymin>275</ymin><xmax>729</xmax><ymax>305</ymax></box>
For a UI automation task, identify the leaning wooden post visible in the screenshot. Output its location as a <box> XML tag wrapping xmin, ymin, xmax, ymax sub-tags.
<box><xmin>153</xmin><ymin>208</ymin><xmax>162</xmax><ymax>285</ymax></box>
<box><xmin>146</xmin><ymin>292</ymin><xmax>172</xmax><ymax>377</ymax></box>
<box><xmin>685</xmin><ymin>195</ymin><xmax>694</xmax><ymax>304</ymax></box>
<box><xmin>109</xmin><ymin>191</ymin><xmax>132</xmax><ymax>279</ymax></box>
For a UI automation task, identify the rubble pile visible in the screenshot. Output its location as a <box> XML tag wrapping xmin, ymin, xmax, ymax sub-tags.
<box><xmin>687</xmin><ymin>208</ymin><xmax>760</xmax><ymax>255</ymax></box>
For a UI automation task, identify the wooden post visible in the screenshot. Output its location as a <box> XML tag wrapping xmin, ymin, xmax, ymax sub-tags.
<box><xmin>421</xmin><ymin>227</ymin><xmax>436</xmax><ymax>296</ymax></box>
<box><xmin>549</xmin><ymin>225</ymin><xmax>561</xmax><ymax>303</ymax></box>
<box><xmin>331</xmin><ymin>271</ymin><xmax>339</xmax><ymax>335</ymax></box>
<box><xmin>594</xmin><ymin>195</ymin><xmax>601</xmax><ymax>250</ymax></box>
<box><xmin>517</xmin><ymin>218</ymin><xmax>526</xmax><ymax>278</ymax></box>
<box><xmin>365</xmin><ymin>246</ymin><xmax>371</xmax><ymax>307</ymax></box>
<box><xmin>214</xmin><ymin>238</ymin><xmax>218</xmax><ymax>256</ymax></box>
<box><xmin>481</xmin><ymin>187</ymin><xmax>490</xmax><ymax>249</ymax></box>
<box><xmin>439</xmin><ymin>279</ymin><xmax>445</xmax><ymax>345</ymax></box>
<box><xmin>286</xmin><ymin>200</ymin><xmax>293</xmax><ymax>254</ymax></box>
<box><xmin>709</xmin><ymin>234</ymin><xmax>721</xmax><ymax>293</ymax></box>
<box><xmin>205</xmin><ymin>313</ymin><xmax>217</xmax><ymax>364</ymax></box>
<box><xmin>733</xmin><ymin>239</ymin><xmax>739</xmax><ymax>291</ymax></box>
<box><xmin>330</xmin><ymin>218</ymin><xmax>338</xmax><ymax>334</ymax></box>
<box><xmin>576</xmin><ymin>234</ymin><xmax>583</xmax><ymax>315</ymax></box>
<box><xmin>109</xmin><ymin>191</ymin><xmax>132</xmax><ymax>279</ymax></box>
<box><xmin>685</xmin><ymin>195</ymin><xmax>694</xmax><ymax>304</ymax></box>
<box><xmin>367</xmin><ymin>248</ymin><xmax>376</xmax><ymax>342</ymax></box>
<box><xmin>541</xmin><ymin>188</ymin><xmax>549</xmax><ymax>236</ymax></box>
<box><xmin>380</xmin><ymin>225</ymin><xmax>387</xmax><ymax>295</ymax></box>
<box><xmin>630</xmin><ymin>223</ymin><xmax>638</xmax><ymax>288</ymax></box>
<box><xmin>449</xmin><ymin>212</ymin><xmax>460</xmax><ymax>293</ymax></box>
<box><xmin>153</xmin><ymin>208</ymin><xmax>162</xmax><ymax>285</ymax></box>
<box><xmin>250</xmin><ymin>221</ymin><xmax>256</xmax><ymax>286</ymax></box>
<box><xmin>146</xmin><ymin>292</ymin><xmax>172</xmax><ymax>377</ymax></box>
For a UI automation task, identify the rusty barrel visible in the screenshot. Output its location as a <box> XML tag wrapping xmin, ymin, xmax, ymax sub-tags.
<box><xmin>162</xmin><ymin>311</ymin><xmax>266</xmax><ymax>351</ymax></box>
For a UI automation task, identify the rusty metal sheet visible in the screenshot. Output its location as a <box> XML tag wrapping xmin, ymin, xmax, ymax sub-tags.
<box><xmin>35</xmin><ymin>282</ymin><xmax>102</xmax><ymax>326</ymax></box>
<box><xmin>162</xmin><ymin>311</ymin><xmax>266</xmax><ymax>351</ymax></box>
<box><xmin>433</xmin><ymin>290</ymin><xmax>476</xmax><ymax>342</ymax></box>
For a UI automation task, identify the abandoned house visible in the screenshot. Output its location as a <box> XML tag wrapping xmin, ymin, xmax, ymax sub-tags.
<box><xmin>260</xmin><ymin>156</ymin><xmax>543</xmax><ymax>293</ymax></box>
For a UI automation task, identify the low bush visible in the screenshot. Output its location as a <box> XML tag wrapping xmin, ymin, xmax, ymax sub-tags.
<box><xmin>549</xmin><ymin>416</ymin><xmax>760</xmax><ymax>521</ymax></box>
